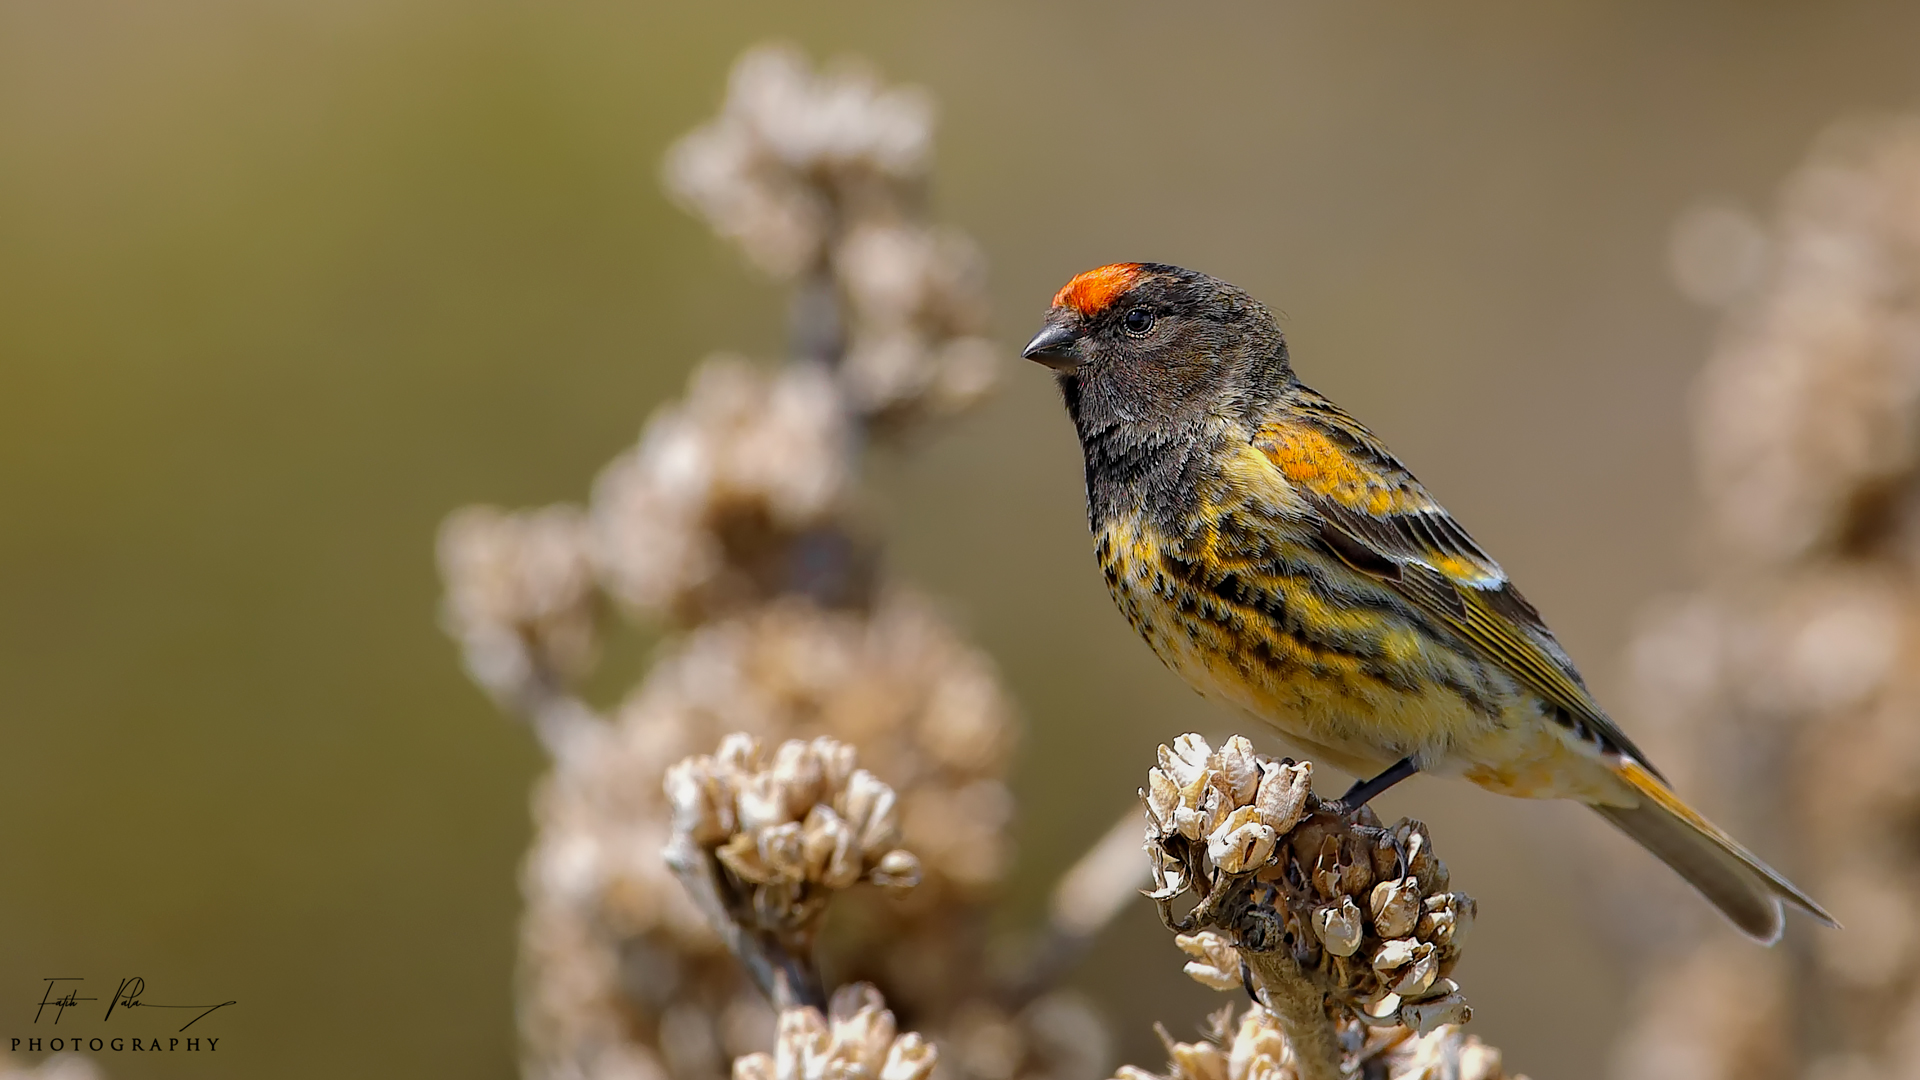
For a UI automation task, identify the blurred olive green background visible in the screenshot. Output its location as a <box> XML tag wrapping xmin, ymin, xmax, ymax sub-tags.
<box><xmin>5</xmin><ymin>2</ymin><xmax>1919</xmax><ymax>1077</ymax></box>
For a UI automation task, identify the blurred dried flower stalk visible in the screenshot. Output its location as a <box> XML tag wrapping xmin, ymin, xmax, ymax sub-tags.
<box><xmin>733</xmin><ymin>985</ymin><xmax>937</xmax><ymax>1080</ymax></box>
<box><xmin>438</xmin><ymin>41</ymin><xmax>1528</xmax><ymax>1080</ymax></box>
<box><xmin>664</xmin><ymin>45</ymin><xmax>996</xmax><ymax>426</ymax></box>
<box><xmin>436</xmin><ymin>43</ymin><xmax>1122</xmax><ymax>1080</ymax></box>
<box><xmin>1608</xmin><ymin>115</ymin><xmax>1920</xmax><ymax>1078</ymax></box>
<box><xmin>1118</xmin><ymin>735</ymin><xmax>1496</xmax><ymax>1080</ymax></box>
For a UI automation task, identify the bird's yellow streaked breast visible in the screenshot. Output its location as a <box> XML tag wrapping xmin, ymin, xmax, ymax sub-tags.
<box><xmin>1093</xmin><ymin>494</ymin><xmax>1610</xmax><ymax>800</ymax></box>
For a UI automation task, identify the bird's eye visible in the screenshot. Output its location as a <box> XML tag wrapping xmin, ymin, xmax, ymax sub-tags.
<box><xmin>1122</xmin><ymin>308</ymin><xmax>1155</xmax><ymax>336</ymax></box>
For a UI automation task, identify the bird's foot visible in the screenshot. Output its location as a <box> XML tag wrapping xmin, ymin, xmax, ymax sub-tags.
<box><xmin>1326</xmin><ymin>756</ymin><xmax>1420</xmax><ymax>818</ymax></box>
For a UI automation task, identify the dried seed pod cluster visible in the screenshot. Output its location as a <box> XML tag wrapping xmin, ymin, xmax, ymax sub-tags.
<box><xmin>1376</xmin><ymin>1024</ymin><xmax>1522</xmax><ymax>1080</ymax></box>
<box><xmin>1114</xmin><ymin>1005</ymin><xmax>1523</xmax><ymax>1080</ymax></box>
<box><xmin>664</xmin><ymin>45</ymin><xmax>996</xmax><ymax>424</ymax></box>
<box><xmin>591</xmin><ymin>357</ymin><xmax>857</xmax><ymax>622</ymax></box>
<box><xmin>1690</xmin><ymin>115</ymin><xmax>1920</xmax><ymax>571</ymax></box>
<box><xmin>664</xmin><ymin>45</ymin><xmax>932</xmax><ymax>278</ymax></box>
<box><xmin>832</xmin><ymin>221</ymin><xmax>996</xmax><ymax>425</ymax></box>
<box><xmin>620</xmin><ymin>594</ymin><xmax>1017</xmax><ymax>908</ymax></box>
<box><xmin>669</xmin><ymin>734</ymin><xmax>923</xmax><ymax>924</ymax></box>
<box><xmin>734</xmin><ymin>984</ymin><xmax>938</xmax><ymax>1080</ymax></box>
<box><xmin>436</xmin><ymin>504</ymin><xmax>599</xmax><ymax>720</ymax></box>
<box><xmin>513</xmin><ymin>590</ymin><xmax>1024</xmax><ymax>1080</ymax></box>
<box><xmin>1144</xmin><ymin>735</ymin><xmax>1477</xmax><ymax>1035</ymax></box>
<box><xmin>1144</xmin><ymin>734</ymin><xmax>1314</xmax><ymax>886</ymax></box>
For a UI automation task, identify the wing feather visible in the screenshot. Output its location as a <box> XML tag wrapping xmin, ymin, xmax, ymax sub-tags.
<box><xmin>1254</xmin><ymin>386</ymin><xmax>1658</xmax><ymax>772</ymax></box>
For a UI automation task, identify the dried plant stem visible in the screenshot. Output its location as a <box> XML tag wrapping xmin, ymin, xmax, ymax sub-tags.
<box><xmin>1003</xmin><ymin>807</ymin><xmax>1153</xmax><ymax>1006</ymax></box>
<box><xmin>1240</xmin><ymin>948</ymin><xmax>1344</xmax><ymax>1080</ymax></box>
<box><xmin>790</xmin><ymin>264</ymin><xmax>845</xmax><ymax>368</ymax></box>
<box><xmin>1168</xmin><ymin>872</ymin><xmax>1342</xmax><ymax>1080</ymax></box>
<box><xmin>516</xmin><ymin>674</ymin><xmax>604</xmax><ymax>765</ymax></box>
<box><xmin>663</xmin><ymin>835</ymin><xmax>826</xmax><ymax>1011</ymax></box>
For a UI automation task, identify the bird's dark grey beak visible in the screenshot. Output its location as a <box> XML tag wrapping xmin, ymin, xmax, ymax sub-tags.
<box><xmin>1021</xmin><ymin>320</ymin><xmax>1082</xmax><ymax>371</ymax></box>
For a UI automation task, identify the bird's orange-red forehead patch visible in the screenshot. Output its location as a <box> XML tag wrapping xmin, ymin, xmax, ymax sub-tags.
<box><xmin>1051</xmin><ymin>263</ymin><xmax>1145</xmax><ymax>316</ymax></box>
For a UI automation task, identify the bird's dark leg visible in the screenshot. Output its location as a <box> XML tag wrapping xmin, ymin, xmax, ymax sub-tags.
<box><xmin>1331</xmin><ymin>756</ymin><xmax>1419</xmax><ymax>815</ymax></box>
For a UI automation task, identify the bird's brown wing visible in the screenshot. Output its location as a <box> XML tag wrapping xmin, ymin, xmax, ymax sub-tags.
<box><xmin>1250</xmin><ymin>385</ymin><xmax>1657</xmax><ymax>771</ymax></box>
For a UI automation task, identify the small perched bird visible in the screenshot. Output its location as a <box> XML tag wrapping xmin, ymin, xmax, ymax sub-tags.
<box><xmin>1024</xmin><ymin>262</ymin><xmax>1835</xmax><ymax>943</ymax></box>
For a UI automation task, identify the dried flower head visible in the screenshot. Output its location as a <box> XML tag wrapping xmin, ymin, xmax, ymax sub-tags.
<box><xmin>833</xmin><ymin>222</ymin><xmax>997</xmax><ymax>421</ymax></box>
<box><xmin>437</xmin><ymin>503</ymin><xmax>599</xmax><ymax>709</ymax></box>
<box><xmin>733</xmin><ymin>984</ymin><xmax>938</xmax><ymax>1080</ymax></box>
<box><xmin>669</xmin><ymin>734</ymin><xmax>922</xmax><ymax>928</ymax></box>
<box><xmin>1693</xmin><ymin>115</ymin><xmax>1920</xmax><ymax>570</ymax></box>
<box><xmin>590</xmin><ymin>357</ymin><xmax>857</xmax><ymax>621</ymax></box>
<box><xmin>504</xmin><ymin>582</ymin><xmax>1026</xmax><ymax>1079</ymax></box>
<box><xmin>1145</xmin><ymin>735</ymin><xmax>1476</xmax><ymax>1035</ymax></box>
<box><xmin>1375</xmin><ymin>1023</ymin><xmax>1525</xmax><ymax>1080</ymax></box>
<box><xmin>614</xmin><ymin>592</ymin><xmax>1016</xmax><ymax>906</ymax></box>
<box><xmin>663</xmin><ymin>46</ymin><xmax>995</xmax><ymax>425</ymax></box>
<box><xmin>666</xmin><ymin>45</ymin><xmax>933</xmax><ymax>278</ymax></box>
<box><xmin>1174</xmin><ymin>930</ymin><xmax>1245</xmax><ymax>993</ymax></box>
<box><xmin>1114</xmin><ymin>1004</ymin><xmax>1523</xmax><ymax>1080</ymax></box>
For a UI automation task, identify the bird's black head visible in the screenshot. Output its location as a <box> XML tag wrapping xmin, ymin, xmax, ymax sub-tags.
<box><xmin>1023</xmin><ymin>263</ymin><xmax>1290</xmax><ymax>430</ymax></box>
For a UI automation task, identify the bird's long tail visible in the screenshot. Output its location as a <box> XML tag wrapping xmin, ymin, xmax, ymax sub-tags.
<box><xmin>1591</xmin><ymin>759</ymin><xmax>1837</xmax><ymax>944</ymax></box>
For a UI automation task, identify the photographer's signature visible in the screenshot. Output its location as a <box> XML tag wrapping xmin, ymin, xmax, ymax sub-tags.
<box><xmin>36</xmin><ymin>978</ymin><xmax>235</xmax><ymax>1032</ymax></box>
